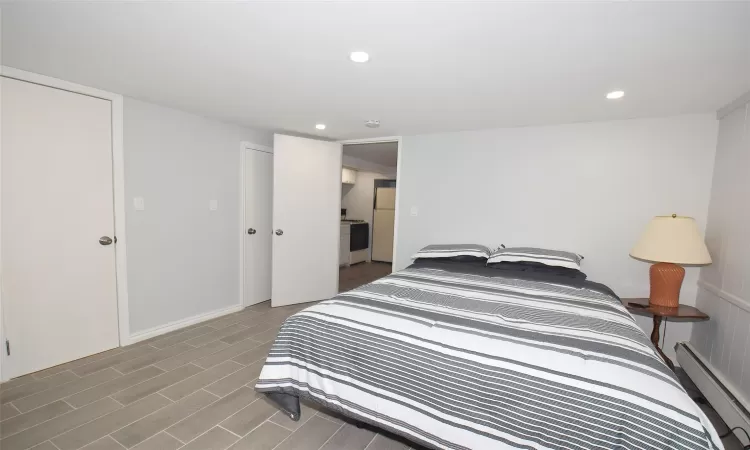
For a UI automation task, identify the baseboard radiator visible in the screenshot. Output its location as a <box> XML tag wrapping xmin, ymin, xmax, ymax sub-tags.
<box><xmin>676</xmin><ymin>342</ymin><xmax>750</xmax><ymax>446</ymax></box>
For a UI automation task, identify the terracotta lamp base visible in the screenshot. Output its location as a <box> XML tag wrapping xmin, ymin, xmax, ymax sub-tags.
<box><xmin>649</xmin><ymin>262</ymin><xmax>685</xmax><ymax>309</ymax></box>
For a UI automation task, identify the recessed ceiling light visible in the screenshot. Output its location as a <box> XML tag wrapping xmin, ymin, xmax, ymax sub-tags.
<box><xmin>349</xmin><ymin>51</ymin><xmax>369</xmax><ymax>63</ymax></box>
<box><xmin>606</xmin><ymin>90</ymin><xmax>625</xmax><ymax>99</ymax></box>
<box><xmin>315</xmin><ymin>124</ymin><xmax>326</xmax><ymax>130</ymax></box>
<box><xmin>365</xmin><ymin>120</ymin><xmax>380</xmax><ymax>128</ymax></box>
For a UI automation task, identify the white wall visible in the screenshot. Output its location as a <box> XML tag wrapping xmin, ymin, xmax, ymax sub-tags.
<box><xmin>124</xmin><ymin>98</ymin><xmax>272</xmax><ymax>334</ymax></box>
<box><xmin>690</xmin><ymin>94</ymin><xmax>750</xmax><ymax>402</ymax></box>
<box><xmin>395</xmin><ymin>114</ymin><xmax>718</xmax><ymax>361</ymax></box>
<box><xmin>342</xmin><ymin>170</ymin><xmax>392</xmax><ymax>259</ymax></box>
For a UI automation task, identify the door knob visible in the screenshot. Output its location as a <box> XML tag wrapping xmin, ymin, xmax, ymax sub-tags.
<box><xmin>275</xmin><ymin>229</ymin><xmax>284</xmax><ymax>236</ymax></box>
<box><xmin>247</xmin><ymin>228</ymin><xmax>256</xmax><ymax>235</ymax></box>
<box><xmin>99</xmin><ymin>236</ymin><xmax>113</xmax><ymax>246</ymax></box>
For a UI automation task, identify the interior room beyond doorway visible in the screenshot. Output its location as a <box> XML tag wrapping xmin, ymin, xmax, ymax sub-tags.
<box><xmin>339</xmin><ymin>141</ymin><xmax>398</xmax><ymax>282</ymax></box>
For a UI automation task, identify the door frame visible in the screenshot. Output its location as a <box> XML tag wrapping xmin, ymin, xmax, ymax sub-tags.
<box><xmin>337</xmin><ymin>136</ymin><xmax>402</xmax><ymax>270</ymax></box>
<box><xmin>239</xmin><ymin>141</ymin><xmax>273</xmax><ymax>307</ymax></box>
<box><xmin>0</xmin><ymin>66</ymin><xmax>130</xmax><ymax>380</ymax></box>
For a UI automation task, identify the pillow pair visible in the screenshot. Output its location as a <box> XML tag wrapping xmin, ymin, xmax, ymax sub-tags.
<box><xmin>412</xmin><ymin>244</ymin><xmax>583</xmax><ymax>271</ymax></box>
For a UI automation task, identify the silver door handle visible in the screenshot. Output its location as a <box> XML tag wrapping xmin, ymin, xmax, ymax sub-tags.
<box><xmin>247</xmin><ymin>228</ymin><xmax>256</xmax><ymax>235</ymax></box>
<box><xmin>275</xmin><ymin>229</ymin><xmax>283</xmax><ymax>236</ymax></box>
<box><xmin>99</xmin><ymin>236</ymin><xmax>113</xmax><ymax>246</ymax></box>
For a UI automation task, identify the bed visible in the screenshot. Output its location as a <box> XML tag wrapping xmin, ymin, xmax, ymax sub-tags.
<box><xmin>255</xmin><ymin>259</ymin><xmax>722</xmax><ymax>449</ymax></box>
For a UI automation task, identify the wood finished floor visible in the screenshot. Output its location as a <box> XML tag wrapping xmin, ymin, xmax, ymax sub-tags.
<box><xmin>0</xmin><ymin>261</ymin><xmax>741</xmax><ymax>450</ymax></box>
<box><xmin>0</xmin><ymin>262</ymin><xmax>416</xmax><ymax>450</ymax></box>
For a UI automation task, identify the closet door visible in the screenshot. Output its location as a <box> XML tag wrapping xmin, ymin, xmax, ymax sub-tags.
<box><xmin>243</xmin><ymin>149</ymin><xmax>273</xmax><ymax>306</ymax></box>
<box><xmin>2</xmin><ymin>77</ymin><xmax>119</xmax><ymax>378</ymax></box>
<box><xmin>271</xmin><ymin>134</ymin><xmax>342</xmax><ymax>307</ymax></box>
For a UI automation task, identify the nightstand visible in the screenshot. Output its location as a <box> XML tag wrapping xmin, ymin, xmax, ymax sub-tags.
<box><xmin>621</xmin><ymin>298</ymin><xmax>709</xmax><ymax>371</ymax></box>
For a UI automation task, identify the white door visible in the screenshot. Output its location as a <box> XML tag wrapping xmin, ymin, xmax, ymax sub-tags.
<box><xmin>243</xmin><ymin>149</ymin><xmax>273</xmax><ymax>306</ymax></box>
<box><xmin>1</xmin><ymin>77</ymin><xmax>119</xmax><ymax>378</ymax></box>
<box><xmin>272</xmin><ymin>134</ymin><xmax>342</xmax><ymax>307</ymax></box>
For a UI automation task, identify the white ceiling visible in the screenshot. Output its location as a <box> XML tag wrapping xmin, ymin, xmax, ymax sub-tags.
<box><xmin>343</xmin><ymin>142</ymin><xmax>398</xmax><ymax>168</ymax></box>
<box><xmin>2</xmin><ymin>2</ymin><xmax>749</xmax><ymax>139</ymax></box>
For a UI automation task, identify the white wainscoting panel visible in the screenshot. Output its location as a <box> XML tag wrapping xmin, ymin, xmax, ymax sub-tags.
<box><xmin>692</xmin><ymin>284</ymin><xmax>750</xmax><ymax>399</ymax></box>
<box><xmin>689</xmin><ymin>94</ymin><xmax>750</xmax><ymax>413</ymax></box>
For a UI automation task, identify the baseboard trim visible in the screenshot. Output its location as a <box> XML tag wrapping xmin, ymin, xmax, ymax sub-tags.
<box><xmin>676</xmin><ymin>342</ymin><xmax>750</xmax><ymax>446</ymax></box>
<box><xmin>125</xmin><ymin>303</ymin><xmax>244</xmax><ymax>346</ymax></box>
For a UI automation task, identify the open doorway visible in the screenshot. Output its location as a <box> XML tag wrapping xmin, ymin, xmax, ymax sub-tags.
<box><xmin>338</xmin><ymin>139</ymin><xmax>399</xmax><ymax>292</ymax></box>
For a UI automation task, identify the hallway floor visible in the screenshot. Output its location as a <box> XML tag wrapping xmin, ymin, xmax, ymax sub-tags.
<box><xmin>339</xmin><ymin>262</ymin><xmax>392</xmax><ymax>293</ymax></box>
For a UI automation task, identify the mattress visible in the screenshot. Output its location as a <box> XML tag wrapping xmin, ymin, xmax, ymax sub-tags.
<box><xmin>255</xmin><ymin>261</ymin><xmax>722</xmax><ymax>449</ymax></box>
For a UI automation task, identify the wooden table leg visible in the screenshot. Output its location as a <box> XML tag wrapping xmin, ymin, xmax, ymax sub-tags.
<box><xmin>651</xmin><ymin>315</ymin><xmax>675</xmax><ymax>371</ymax></box>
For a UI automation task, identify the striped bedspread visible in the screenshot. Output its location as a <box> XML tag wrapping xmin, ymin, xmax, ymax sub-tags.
<box><xmin>256</xmin><ymin>262</ymin><xmax>722</xmax><ymax>450</ymax></box>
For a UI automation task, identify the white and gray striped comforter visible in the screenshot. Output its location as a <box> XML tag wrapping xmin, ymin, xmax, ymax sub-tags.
<box><xmin>256</xmin><ymin>263</ymin><xmax>722</xmax><ymax>450</ymax></box>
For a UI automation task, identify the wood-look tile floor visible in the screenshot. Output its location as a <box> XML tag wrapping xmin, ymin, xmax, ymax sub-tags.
<box><xmin>0</xmin><ymin>262</ymin><xmax>740</xmax><ymax>450</ymax></box>
<box><xmin>0</xmin><ymin>262</ymin><xmax>412</xmax><ymax>450</ymax></box>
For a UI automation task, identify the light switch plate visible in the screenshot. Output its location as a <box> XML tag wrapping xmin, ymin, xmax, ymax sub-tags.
<box><xmin>410</xmin><ymin>206</ymin><xmax>418</xmax><ymax>217</ymax></box>
<box><xmin>133</xmin><ymin>197</ymin><xmax>145</xmax><ymax>211</ymax></box>
<box><xmin>209</xmin><ymin>200</ymin><xmax>218</xmax><ymax>211</ymax></box>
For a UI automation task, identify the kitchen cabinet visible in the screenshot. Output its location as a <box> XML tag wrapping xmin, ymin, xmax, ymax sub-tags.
<box><xmin>342</xmin><ymin>167</ymin><xmax>357</xmax><ymax>184</ymax></box>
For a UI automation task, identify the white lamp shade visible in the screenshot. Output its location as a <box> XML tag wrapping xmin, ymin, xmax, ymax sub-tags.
<box><xmin>630</xmin><ymin>215</ymin><xmax>712</xmax><ymax>265</ymax></box>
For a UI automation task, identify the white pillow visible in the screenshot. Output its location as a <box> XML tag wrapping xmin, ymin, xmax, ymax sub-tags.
<box><xmin>487</xmin><ymin>247</ymin><xmax>583</xmax><ymax>270</ymax></box>
<box><xmin>412</xmin><ymin>244</ymin><xmax>491</xmax><ymax>261</ymax></box>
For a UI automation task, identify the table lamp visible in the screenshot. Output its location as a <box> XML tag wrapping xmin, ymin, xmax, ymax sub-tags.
<box><xmin>630</xmin><ymin>214</ymin><xmax>712</xmax><ymax>308</ymax></box>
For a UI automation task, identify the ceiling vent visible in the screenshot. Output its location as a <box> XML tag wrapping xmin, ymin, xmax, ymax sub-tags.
<box><xmin>365</xmin><ymin>120</ymin><xmax>380</xmax><ymax>128</ymax></box>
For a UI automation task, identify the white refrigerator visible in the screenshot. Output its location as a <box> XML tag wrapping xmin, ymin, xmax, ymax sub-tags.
<box><xmin>371</xmin><ymin>187</ymin><xmax>396</xmax><ymax>263</ymax></box>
